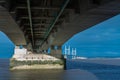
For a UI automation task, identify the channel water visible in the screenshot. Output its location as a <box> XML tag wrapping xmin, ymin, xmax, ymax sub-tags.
<box><xmin>1</xmin><ymin>58</ymin><xmax>120</xmax><ymax>80</ymax></box>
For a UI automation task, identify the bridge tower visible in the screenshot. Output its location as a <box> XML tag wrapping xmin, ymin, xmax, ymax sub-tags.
<box><xmin>71</xmin><ymin>48</ymin><xmax>77</xmax><ymax>59</ymax></box>
<box><xmin>64</xmin><ymin>46</ymin><xmax>70</xmax><ymax>58</ymax></box>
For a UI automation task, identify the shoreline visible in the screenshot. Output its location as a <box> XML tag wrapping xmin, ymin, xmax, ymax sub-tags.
<box><xmin>10</xmin><ymin>64</ymin><xmax>63</xmax><ymax>70</ymax></box>
<box><xmin>10</xmin><ymin>58</ymin><xmax>64</xmax><ymax>70</ymax></box>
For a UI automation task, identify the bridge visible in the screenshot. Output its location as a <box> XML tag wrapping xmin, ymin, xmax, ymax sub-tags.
<box><xmin>0</xmin><ymin>0</ymin><xmax>120</xmax><ymax>58</ymax></box>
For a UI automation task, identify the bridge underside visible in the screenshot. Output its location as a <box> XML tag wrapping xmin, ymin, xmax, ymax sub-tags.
<box><xmin>41</xmin><ymin>0</ymin><xmax>120</xmax><ymax>58</ymax></box>
<box><xmin>0</xmin><ymin>6</ymin><xmax>26</xmax><ymax>45</ymax></box>
<box><xmin>0</xmin><ymin>0</ymin><xmax>120</xmax><ymax>58</ymax></box>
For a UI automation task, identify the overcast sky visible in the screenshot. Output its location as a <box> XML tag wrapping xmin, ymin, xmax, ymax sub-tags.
<box><xmin>63</xmin><ymin>14</ymin><xmax>120</xmax><ymax>58</ymax></box>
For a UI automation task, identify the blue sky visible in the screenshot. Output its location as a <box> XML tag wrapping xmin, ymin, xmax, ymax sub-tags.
<box><xmin>62</xmin><ymin>14</ymin><xmax>120</xmax><ymax>58</ymax></box>
<box><xmin>0</xmin><ymin>31</ymin><xmax>15</xmax><ymax>58</ymax></box>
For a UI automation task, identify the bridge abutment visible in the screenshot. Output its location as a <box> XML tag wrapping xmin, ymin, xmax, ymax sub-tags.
<box><xmin>50</xmin><ymin>46</ymin><xmax>62</xmax><ymax>59</ymax></box>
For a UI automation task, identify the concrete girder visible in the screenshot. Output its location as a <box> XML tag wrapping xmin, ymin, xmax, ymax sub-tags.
<box><xmin>51</xmin><ymin>0</ymin><xmax>120</xmax><ymax>46</ymax></box>
<box><xmin>40</xmin><ymin>34</ymin><xmax>55</xmax><ymax>50</ymax></box>
<box><xmin>0</xmin><ymin>6</ymin><xmax>26</xmax><ymax>45</ymax></box>
<box><xmin>39</xmin><ymin>0</ymin><xmax>70</xmax><ymax>48</ymax></box>
<box><xmin>41</xmin><ymin>41</ymin><xmax>49</xmax><ymax>50</ymax></box>
<box><xmin>50</xmin><ymin>45</ymin><xmax>62</xmax><ymax>59</ymax></box>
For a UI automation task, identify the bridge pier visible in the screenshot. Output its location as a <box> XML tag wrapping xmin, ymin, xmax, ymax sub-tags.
<box><xmin>50</xmin><ymin>45</ymin><xmax>66</xmax><ymax>70</ymax></box>
<box><xmin>50</xmin><ymin>46</ymin><xmax>62</xmax><ymax>59</ymax></box>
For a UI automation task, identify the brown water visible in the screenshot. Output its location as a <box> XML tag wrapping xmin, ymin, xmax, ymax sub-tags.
<box><xmin>10</xmin><ymin>69</ymin><xmax>64</xmax><ymax>80</ymax></box>
<box><xmin>0</xmin><ymin>59</ymin><xmax>64</xmax><ymax>80</ymax></box>
<box><xmin>0</xmin><ymin>59</ymin><xmax>98</xmax><ymax>80</ymax></box>
<box><xmin>8</xmin><ymin>59</ymin><xmax>118</xmax><ymax>80</ymax></box>
<box><xmin>4</xmin><ymin>58</ymin><xmax>120</xmax><ymax>80</ymax></box>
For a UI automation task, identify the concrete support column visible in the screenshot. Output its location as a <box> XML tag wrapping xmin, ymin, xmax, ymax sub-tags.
<box><xmin>27</xmin><ymin>43</ymin><xmax>33</xmax><ymax>52</ymax></box>
<box><xmin>50</xmin><ymin>45</ymin><xmax>62</xmax><ymax>59</ymax></box>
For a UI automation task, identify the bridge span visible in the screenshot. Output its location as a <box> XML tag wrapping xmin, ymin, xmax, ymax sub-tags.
<box><xmin>0</xmin><ymin>0</ymin><xmax>120</xmax><ymax>58</ymax></box>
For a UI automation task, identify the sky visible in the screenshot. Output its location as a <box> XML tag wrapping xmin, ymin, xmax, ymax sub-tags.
<box><xmin>0</xmin><ymin>31</ymin><xmax>15</xmax><ymax>58</ymax></box>
<box><xmin>62</xmin><ymin>14</ymin><xmax>120</xmax><ymax>58</ymax></box>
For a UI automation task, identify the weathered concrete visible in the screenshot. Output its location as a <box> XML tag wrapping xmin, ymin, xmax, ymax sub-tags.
<box><xmin>38</xmin><ymin>0</ymin><xmax>120</xmax><ymax>58</ymax></box>
<box><xmin>0</xmin><ymin>6</ymin><xmax>26</xmax><ymax>45</ymax></box>
<box><xmin>51</xmin><ymin>0</ymin><xmax>120</xmax><ymax>46</ymax></box>
<box><xmin>50</xmin><ymin>46</ymin><xmax>62</xmax><ymax>59</ymax></box>
<box><xmin>41</xmin><ymin>0</ymin><xmax>120</xmax><ymax>50</ymax></box>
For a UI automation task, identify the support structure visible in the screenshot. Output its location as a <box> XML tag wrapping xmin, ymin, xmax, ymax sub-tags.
<box><xmin>1</xmin><ymin>0</ymin><xmax>120</xmax><ymax>54</ymax></box>
<box><xmin>40</xmin><ymin>0</ymin><xmax>70</xmax><ymax>46</ymax></box>
<box><xmin>27</xmin><ymin>0</ymin><xmax>34</xmax><ymax>46</ymax></box>
<box><xmin>50</xmin><ymin>45</ymin><xmax>62</xmax><ymax>59</ymax></box>
<box><xmin>72</xmin><ymin>48</ymin><xmax>77</xmax><ymax>59</ymax></box>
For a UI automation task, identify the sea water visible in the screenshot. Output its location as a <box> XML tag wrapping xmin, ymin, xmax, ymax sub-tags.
<box><xmin>1</xmin><ymin>58</ymin><xmax>120</xmax><ymax>80</ymax></box>
<box><xmin>66</xmin><ymin>59</ymin><xmax>120</xmax><ymax>80</ymax></box>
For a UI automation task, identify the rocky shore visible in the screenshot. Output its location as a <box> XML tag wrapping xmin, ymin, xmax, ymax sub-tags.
<box><xmin>10</xmin><ymin>64</ymin><xmax>63</xmax><ymax>70</ymax></box>
<box><xmin>10</xmin><ymin>59</ymin><xmax>64</xmax><ymax>70</ymax></box>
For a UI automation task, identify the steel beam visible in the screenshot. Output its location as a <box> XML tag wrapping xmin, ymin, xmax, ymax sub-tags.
<box><xmin>16</xmin><ymin>6</ymin><xmax>72</xmax><ymax>11</ymax></box>
<box><xmin>27</xmin><ymin>0</ymin><xmax>34</xmax><ymax>46</ymax></box>
<box><xmin>10</xmin><ymin>6</ymin><xmax>72</xmax><ymax>14</ymax></box>
<box><xmin>26</xmin><ymin>27</ymin><xmax>46</xmax><ymax>30</ymax></box>
<box><xmin>17</xmin><ymin>6</ymin><xmax>59</xmax><ymax>10</ymax></box>
<box><xmin>24</xmin><ymin>23</ymin><xmax>50</xmax><ymax>26</ymax></box>
<box><xmin>21</xmin><ymin>16</ymin><xmax>54</xmax><ymax>20</ymax></box>
<box><xmin>40</xmin><ymin>0</ymin><xmax>70</xmax><ymax>47</ymax></box>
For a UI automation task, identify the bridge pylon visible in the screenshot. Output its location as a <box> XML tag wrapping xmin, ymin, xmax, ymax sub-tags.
<box><xmin>50</xmin><ymin>45</ymin><xmax>62</xmax><ymax>59</ymax></box>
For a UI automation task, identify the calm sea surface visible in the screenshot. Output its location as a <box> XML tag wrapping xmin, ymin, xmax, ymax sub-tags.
<box><xmin>1</xmin><ymin>59</ymin><xmax>120</xmax><ymax>80</ymax></box>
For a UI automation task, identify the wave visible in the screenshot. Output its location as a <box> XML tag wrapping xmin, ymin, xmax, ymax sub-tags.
<box><xmin>75</xmin><ymin>57</ymin><xmax>87</xmax><ymax>59</ymax></box>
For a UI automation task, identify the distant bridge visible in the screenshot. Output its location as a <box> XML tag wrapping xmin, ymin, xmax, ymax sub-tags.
<box><xmin>0</xmin><ymin>0</ymin><xmax>120</xmax><ymax>58</ymax></box>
